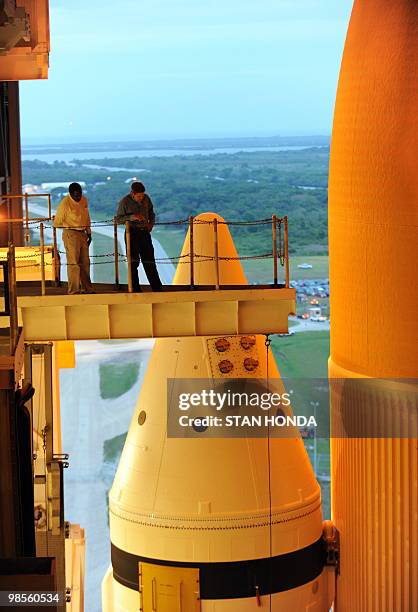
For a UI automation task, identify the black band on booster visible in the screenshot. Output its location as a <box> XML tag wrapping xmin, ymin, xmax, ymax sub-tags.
<box><xmin>111</xmin><ymin>537</ymin><xmax>325</xmax><ymax>599</ymax></box>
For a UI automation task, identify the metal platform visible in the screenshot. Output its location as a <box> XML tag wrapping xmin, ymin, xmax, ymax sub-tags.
<box><xmin>11</xmin><ymin>282</ymin><xmax>296</xmax><ymax>341</ymax></box>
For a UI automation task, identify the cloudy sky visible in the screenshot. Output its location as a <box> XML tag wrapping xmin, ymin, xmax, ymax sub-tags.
<box><xmin>20</xmin><ymin>0</ymin><xmax>353</xmax><ymax>143</ymax></box>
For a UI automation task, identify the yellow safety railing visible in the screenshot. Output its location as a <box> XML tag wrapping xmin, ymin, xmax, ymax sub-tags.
<box><xmin>0</xmin><ymin>192</ymin><xmax>52</xmax><ymax>245</ymax></box>
<box><xmin>0</xmin><ymin>245</ymin><xmax>19</xmax><ymax>353</ymax></box>
<box><xmin>0</xmin><ymin>206</ymin><xmax>290</xmax><ymax>293</ymax></box>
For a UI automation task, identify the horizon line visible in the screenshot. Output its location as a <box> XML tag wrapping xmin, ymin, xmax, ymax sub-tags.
<box><xmin>22</xmin><ymin>133</ymin><xmax>331</xmax><ymax>148</ymax></box>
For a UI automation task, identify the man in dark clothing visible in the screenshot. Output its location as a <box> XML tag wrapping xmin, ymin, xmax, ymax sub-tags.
<box><xmin>116</xmin><ymin>182</ymin><xmax>163</xmax><ymax>292</ymax></box>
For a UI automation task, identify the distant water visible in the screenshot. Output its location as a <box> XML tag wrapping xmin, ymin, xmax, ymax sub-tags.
<box><xmin>22</xmin><ymin>145</ymin><xmax>324</xmax><ymax>164</ymax></box>
<box><xmin>297</xmin><ymin>185</ymin><xmax>326</xmax><ymax>191</ymax></box>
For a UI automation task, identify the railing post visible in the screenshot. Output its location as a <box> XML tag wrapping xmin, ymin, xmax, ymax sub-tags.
<box><xmin>2</xmin><ymin>261</ymin><xmax>10</xmax><ymax>316</ymax></box>
<box><xmin>213</xmin><ymin>217</ymin><xmax>220</xmax><ymax>290</ymax></box>
<box><xmin>125</xmin><ymin>221</ymin><xmax>133</xmax><ymax>293</ymax></box>
<box><xmin>40</xmin><ymin>222</ymin><xmax>46</xmax><ymax>296</ymax></box>
<box><xmin>189</xmin><ymin>216</ymin><xmax>194</xmax><ymax>289</ymax></box>
<box><xmin>52</xmin><ymin>223</ymin><xmax>60</xmax><ymax>287</ymax></box>
<box><xmin>47</xmin><ymin>193</ymin><xmax>52</xmax><ymax>220</ymax></box>
<box><xmin>24</xmin><ymin>193</ymin><xmax>30</xmax><ymax>245</ymax></box>
<box><xmin>284</xmin><ymin>216</ymin><xmax>290</xmax><ymax>288</ymax></box>
<box><xmin>114</xmin><ymin>217</ymin><xmax>120</xmax><ymax>289</ymax></box>
<box><xmin>7</xmin><ymin>197</ymin><xmax>12</xmax><ymax>244</ymax></box>
<box><xmin>272</xmin><ymin>214</ymin><xmax>278</xmax><ymax>286</ymax></box>
<box><xmin>7</xmin><ymin>244</ymin><xmax>18</xmax><ymax>355</ymax></box>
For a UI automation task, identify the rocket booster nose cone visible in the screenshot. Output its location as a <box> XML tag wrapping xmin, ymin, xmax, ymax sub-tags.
<box><xmin>173</xmin><ymin>211</ymin><xmax>248</xmax><ymax>286</ymax></box>
<box><xmin>103</xmin><ymin>212</ymin><xmax>328</xmax><ymax>611</ymax></box>
<box><xmin>195</xmin><ymin>212</ymin><xmax>224</xmax><ymax>222</ymax></box>
<box><xmin>108</xmin><ymin>333</ymin><xmax>322</xmax><ymax>559</ymax></box>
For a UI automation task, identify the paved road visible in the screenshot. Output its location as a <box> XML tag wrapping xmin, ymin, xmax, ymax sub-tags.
<box><xmin>60</xmin><ymin>339</ymin><xmax>154</xmax><ymax>612</ymax></box>
<box><xmin>290</xmin><ymin>317</ymin><xmax>330</xmax><ymax>333</ymax></box>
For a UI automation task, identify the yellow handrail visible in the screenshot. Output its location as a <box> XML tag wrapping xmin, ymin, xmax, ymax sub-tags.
<box><xmin>0</xmin><ymin>193</ymin><xmax>52</xmax><ymax>242</ymax></box>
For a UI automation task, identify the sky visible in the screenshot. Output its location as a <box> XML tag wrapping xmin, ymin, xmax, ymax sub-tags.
<box><xmin>20</xmin><ymin>0</ymin><xmax>354</xmax><ymax>144</ymax></box>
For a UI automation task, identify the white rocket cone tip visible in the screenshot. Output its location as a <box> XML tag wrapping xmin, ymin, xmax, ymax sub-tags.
<box><xmin>194</xmin><ymin>211</ymin><xmax>226</xmax><ymax>223</ymax></box>
<box><xmin>174</xmin><ymin>210</ymin><xmax>247</xmax><ymax>285</ymax></box>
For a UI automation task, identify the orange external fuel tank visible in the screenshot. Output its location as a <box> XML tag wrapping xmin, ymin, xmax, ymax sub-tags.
<box><xmin>328</xmin><ymin>0</ymin><xmax>418</xmax><ymax>610</ymax></box>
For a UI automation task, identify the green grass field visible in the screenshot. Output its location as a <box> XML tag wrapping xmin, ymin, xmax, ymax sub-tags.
<box><xmin>290</xmin><ymin>256</ymin><xmax>329</xmax><ymax>279</ymax></box>
<box><xmin>104</xmin><ymin>432</ymin><xmax>127</xmax><ymax>463</ymax></box>
<box><xmin>92</xmin><ymin>231</ymin><xmax>127</xmax><ymax>284</ymax></box>
<box><xmin>272</xmin><ymin>331</ymin><xmax>330</xmax><ymax>378</ymax></box>
<box><xmin>243</xmin><ymin>255</ymin><xmax>329</xmax><ymax>284</ymax></box>
<box><xmin>152</xmin><ymin>228</ymin><xmax>329</xmax><ymax>284</ymax></box>
<box><xmin>272</xmin><ymin>330</ymin><xmax>331</xmax><ymax>517</ymax></box>
<box><xmin>99</xmin><ymin>362</ymin><xmax>140</xmax><ymax>399</ymax></box>
<box><xmin>153</xmin><ymin>227</ymin><xmax>187</xmax><ymax>261</ymax></box>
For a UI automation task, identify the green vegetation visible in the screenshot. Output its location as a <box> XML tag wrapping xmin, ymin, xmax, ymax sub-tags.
<box><xmin>241</xmin><ymin>254</ymin><xmax>329</xmax><ymax>284</ymax></box>
<box><xmin>103</xmin><ymin>432</ymin><xmax>127</xmax><ymax>463</ymax></box>
<box><xmin>272</xmin><ymin>331</ymin><xmax>330</xmax><ymax>430</ymax></box>
<box><xmin>23</xmin><ymin>147</ymin><xmax>329</xmax><ymax>257</ymax></box>
<box><xmin>99</xmin><ymin>362</ymin><xmax>140</xmax><ymax>399</ymax></box>
<box><xmin>272</xmin><ymin>331</ymin><xmax>329</xmax><ymax>378</ymax></box>
<box><xmin>153</xmin><ymin>227</ymin><xmax>186</xmax><ymax>261</ymax></box>
<box><xmin>271</xmin><ymin>330</ymin><xmax>331</xmax><ymax>518</ymax></box>
<box><xmin>92</xmin><ymin>232</ymin><xmax>127</xmax><ymax>283</ymax></box>
<box><xmin>290</xmin><ymin>255</ymin><xmax>328</xmax><ymax>280</ymax></box>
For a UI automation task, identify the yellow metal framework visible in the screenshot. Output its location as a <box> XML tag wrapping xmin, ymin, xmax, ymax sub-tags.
<box><xmin>0</xmin><ymin>193</ymin><xmax>52</xmax><ymax>245</ymax></box>
<box><xmin>0</xmin><ymin>201</ymin><xmax>290</xmax><ymax>290</ymax></box>
<box><xmin>17</xmin><ymin>287</ymin><xmax>296</xmax><ymax>341</ymax></box>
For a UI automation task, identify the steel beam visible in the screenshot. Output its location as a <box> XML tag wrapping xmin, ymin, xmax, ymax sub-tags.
<box><xmin>17</xmin><ymin>288</ymin><xmax>296</xmax><ymax>341</ymax></box>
